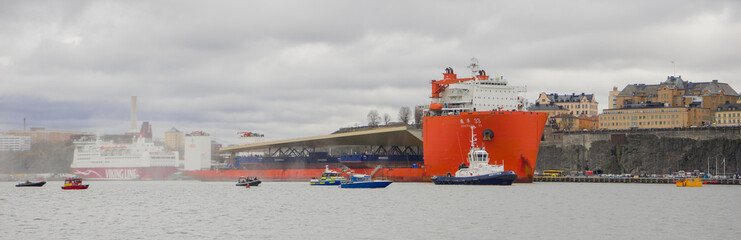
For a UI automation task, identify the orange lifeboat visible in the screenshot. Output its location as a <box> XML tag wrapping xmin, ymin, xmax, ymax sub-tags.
<box><xmin>430</xmin><ymin>103</ymin><xmax>443</xmax><ymax>111</ymax></box>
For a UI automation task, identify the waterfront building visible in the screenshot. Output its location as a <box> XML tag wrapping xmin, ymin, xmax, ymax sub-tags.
<box><xmin>578</xmin><ymin>115</ymin><xmax>599</xmax><ymax>131</ymax></box>
<box><xmin>535</xmin><ymin>92</ymin><xmax>599</xmax><ymax>117</ymax></box>
<box><xmin>211</xmin><ymin>140</ymin><xmax>222</xmax><ymax>157</ymax></box>
<box><xmin>0</xmin><ymin>134</ymin><xmax>31</xmax><ymax>151</ymax></box>
<box><xmin>608</xmin><ymin>87</ymin><xmax>620</xmax><ymax>109</ymax></box>
<box><xmin>599</xmin><ymin>103</ymin><xmax>711</xmax><ymax>130</ymax></box>
<box><xmin>715</xmin><ymin>103</ymin><xmax>741</xmax><ymax>126</ymax></box>
<box><xmin>551</xmin><ymin>114</ymin><xmax>578</xmax><ymax>131</ymax></box>
<box><xmin>528</xmin><ymin>103</ymin><xmax>570</xmax><ymax>127</ymax></box>
<box><xmin>184</xmin><ymin>131</ymin><xmax>211</xmax><ymax>171</ymax></box>
<box><xmin>551</xmin><ymin>114</ymin><xmax>598</xmax><ymax>131</ymax></box>
<box><xmin>164</xmin><ymin>127</ymin><xmax>184</xmax><ymax>152</ymax></box>
<box><xmin>614</xmin><ymin>76</ymin><xmax>738</xmax><ymax>111</ymax></box>
<box><xmin>5</xmin><ymin>128</ymin><xmax>92</xmax><ymax>144</ymax></box>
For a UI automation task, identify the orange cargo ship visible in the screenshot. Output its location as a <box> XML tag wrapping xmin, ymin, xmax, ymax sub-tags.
<box><xmin>423</xmin><ymin>111</ymin><xmax>547</xmax><ymax>182</ymax></box>
<box><xmin>184</xmin><ymin>59</ymin><xmax>547</xmax><ymax>182</ymax></box>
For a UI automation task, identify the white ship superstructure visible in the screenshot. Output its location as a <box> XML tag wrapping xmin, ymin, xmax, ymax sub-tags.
<box><xmin>429</xmin><ymin>58</ymin><xmax>528</xmax><ymax>116</ymax></box>
<box><xmin>236</xmin><ymin>132</ymin><xmax>265</xmax><ymax>157</ymax></box>
<box><xmin>71</xmin><ymin>136</ymin><xmax>179</xmax><ymax>180</ymax></box>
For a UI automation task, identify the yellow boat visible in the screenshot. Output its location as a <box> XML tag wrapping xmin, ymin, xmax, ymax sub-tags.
<box><xmin>676</xmin><ymin>178</ymin><xmax>703</xmax><ymax>187</ymax></box>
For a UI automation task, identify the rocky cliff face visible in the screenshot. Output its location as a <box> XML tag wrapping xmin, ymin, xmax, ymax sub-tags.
<box><xmin>536</xmin><ymin>128</ymin><xmax>741</xmax><ymax>175</ymax></box>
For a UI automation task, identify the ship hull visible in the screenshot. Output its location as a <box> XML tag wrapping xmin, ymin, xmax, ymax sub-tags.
<box><xmin>235</xmin><ymin>180</ymin><xmax>262</xmax><ymax>186</ymax></box>
<box><xmin>72</xmin><ymin>166</ymin><xmax>178</xmax><ymax>180</ymax></box>
<box><xmin>62</xmin><ymin>185</ymin><xmax>89</xmax><ymax>190</ymax></box>
<box><xmin>340</xmin><ymin>181</ymin><xmax>392</xmax><ymax>188</ymax></box>
<box><xmin>16</xmin><ymin>181</ymin><xmax>47</xmax><ymax>187</ymax></box>
<box><xmin>186</xmin><ymin>111</ymin><xmax>546</xmax><ymax>183</ymax></box>
<box><xmin>423</xmin><ymin>111</ymin><xmax>548</xmax><ymax>183</ymax></box>
<box><xmin>431</xmin><ymin>172</ymin><xmax>518</xmax><ymax>185</ymax></box>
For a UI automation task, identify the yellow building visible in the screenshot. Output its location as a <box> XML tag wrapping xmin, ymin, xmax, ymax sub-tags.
<box><xmin>599</xmin><ymin>103</ymin><xmax>711</xmax><ymax>130</ymax></box>
<box><xmin>608</xmin><ymin>87</ymin><xmax>620</xmax><ymax>109</ymax></box>
<box><xmin>536</xmin><ymin>92</ymin><xmax>599</xmax><ymax>116</ymax></box>
<box><xmin>615</xmin><ymin>76</ymin><xmax>738</xmax><ymax>111</ymax></box>
<box><xmin>552</xmin><ymin>114</ymin><xmax>599</xmax><ymax>131</ymax></box>
<box><xmin>164</xmin><ymin>127</ymin><xmax>184</xmax><ymax>153</ymax></box>
<box><xmin>579</xmin><ymin>115</ymin><xmax>599</xmax><ymax>131</ymax></box>
<box><xmin>715</xmin><ymin>103</ymin><xmax>741</xmax><ymax>126</ymax></box>
<box><xmin>553</xmin><ymin>114</ymin><xmax>578</xmax><ymax>131</ymax></box>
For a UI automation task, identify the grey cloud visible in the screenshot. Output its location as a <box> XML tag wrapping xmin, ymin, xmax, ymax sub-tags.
<box><xmin>1</xmin><ymin>0</ymin><xmax>740</xmax><ymax>143</ymax></box>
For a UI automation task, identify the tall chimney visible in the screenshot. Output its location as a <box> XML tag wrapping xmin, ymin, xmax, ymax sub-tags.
<box><xmin>129</xmin><ymin>96</ymin><xmax>138</xmax><ymax>133</ymax></box>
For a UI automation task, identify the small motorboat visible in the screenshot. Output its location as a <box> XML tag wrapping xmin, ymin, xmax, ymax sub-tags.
<box><xmin>431</xmin><ymin>126</ymin><xmax>518</xmax><ymax>185</ymax></box>
<box><xmin>310</xmin><ymin>165</ymin><xmax>347</xmax><ymax>186</ymax></box>
<box><xmin>339</xmin><ymin>174</ymin><xmax>392</xmax><ymax>189</ymax></box>
<box><xmin>235</xmin><ymin>176</ymin><xmax>261</xmax><ymax>187</ymax></box>
<box><xmin>16</xmin><ymin>180</ymin><xmax>47</xmax><ymax>187</ymax></box>
<box><xmin>61</xmin><ymin>177</ymin><xmax>89</xmax><ymax>190</ymax></box>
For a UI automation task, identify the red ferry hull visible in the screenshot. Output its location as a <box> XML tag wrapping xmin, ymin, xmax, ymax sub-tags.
<box><xmin>72</xmin><ymin>167</ymin><xmax>178</xmax><ymax>180</ymax></box>
<box><xmin>423</xmin><ymin>111</ymin><xmax>548</xmax><ymax>183</ymax></box>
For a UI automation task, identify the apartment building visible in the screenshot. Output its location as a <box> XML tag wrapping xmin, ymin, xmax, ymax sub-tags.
<box><xmin>528</xmin><ymin>103</ymin><xmax>570</xmax><ymax>126</ymax></box>
<box><xmin>615</xmin><ymin>76</ymin><xmax>738</xmax><ymax>111</ymax></box>
<box><xmin>599</xmin><ymin>103</ymin><xmax>711</xmax><ymax>130</ymax></box>
<box><xmin>535</xmin><ymin>92</ymin><xmax>599</xmax><ymax>116</ymax></box>
<box><xmin>715</xmin><ymin>103</ymin><xmax>741</xmax><ymax>126</ymax></box>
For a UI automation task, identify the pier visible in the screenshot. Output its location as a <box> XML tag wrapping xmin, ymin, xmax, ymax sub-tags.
<box><xmin>534</xmin><ymin>176</ymin><xmax>740</xmax><ymax>185</ymax></box>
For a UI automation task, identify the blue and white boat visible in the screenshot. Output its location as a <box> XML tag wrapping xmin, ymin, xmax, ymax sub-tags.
<box><xmin>431</xmin><ymin>126</ymin><xmax>517</xmax><ymax>185</ymax></box>
<box><xmin>339</xmin><ymin>174</ymin><xmax>392</xmax><ymax>189</ymax></box>
<box><xmin>310</xmin><ymin>165</ymin><xmax>347</xmax><ymax>186</ymax></box>
<box><xmin>235</xmin><ymin>176</ymin><xmax>261</xmax><ymax>187</ymax></box>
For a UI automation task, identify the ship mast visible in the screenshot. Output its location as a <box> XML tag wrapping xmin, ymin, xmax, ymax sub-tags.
<box><xmin>467</xmin><ymin>58</ymin><xmax>480</xmax><ymax>82</ymax></box>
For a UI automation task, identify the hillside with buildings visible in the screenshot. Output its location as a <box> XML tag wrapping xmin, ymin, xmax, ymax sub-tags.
<box><xmin>530</xmin><ymin>75</ymin><xmax>740</xmax><ymax>176</ymax></box>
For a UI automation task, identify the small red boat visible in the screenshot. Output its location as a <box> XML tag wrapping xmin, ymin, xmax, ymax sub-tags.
<box><xmin>61</xmin><ymin>177</ymin><xmax>89</xmax><ymax>190</ymax></box>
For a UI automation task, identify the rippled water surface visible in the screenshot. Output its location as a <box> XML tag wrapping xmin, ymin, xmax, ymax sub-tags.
<box><xmin>2</xmin><ymin>181</ymin><xmax>740</xmax><ymax>239</ymax></box>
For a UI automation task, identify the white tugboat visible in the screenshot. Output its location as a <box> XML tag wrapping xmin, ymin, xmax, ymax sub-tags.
<box><xmin>431</xmin><ymin>126</ymin><xmax>518</xmax><ymax>185</ymax></box>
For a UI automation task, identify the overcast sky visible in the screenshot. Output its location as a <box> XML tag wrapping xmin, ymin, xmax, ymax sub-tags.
<box><xmin>1</xmin><ymin>1</ymin><xmax>739</xmax><ymax>145</ymax></box>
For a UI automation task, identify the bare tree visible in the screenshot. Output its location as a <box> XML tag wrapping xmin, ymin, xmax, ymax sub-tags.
<box><xmin>367</xmin><ymin>110</ymin><xmax>380</xmax><ymax>127</ymax></box>
<box><xmin>398</xmin><ymin>106</ymin><xmax>411</xmax><ymax>125</ymax></box>
<box><xmin>383</xmin><ymin>113</ymin><xmax>391</xmax><ymax>125</ymax></box>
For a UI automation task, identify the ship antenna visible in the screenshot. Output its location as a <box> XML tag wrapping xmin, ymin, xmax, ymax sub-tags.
<box><xmin>468</xmin><ymin>57</ymin><xmax>480</xmax><ymax>80</ymax></box>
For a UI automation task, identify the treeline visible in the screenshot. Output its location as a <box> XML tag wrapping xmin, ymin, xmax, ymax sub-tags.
<box><xmin>0</xmin><ymin>141</ymin><xmax>74</xmax><ymax>174</ymax></box>
<box><xmin>366</xmin><ymin>106</ymin><xmax>424</xmax><ymax>127</ymax></box>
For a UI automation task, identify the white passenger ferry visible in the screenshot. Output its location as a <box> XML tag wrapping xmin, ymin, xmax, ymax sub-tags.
<box><xmin>71</xmin><ymin>136</ymin><xmax>179</xmax><ymax>180</ymax></box>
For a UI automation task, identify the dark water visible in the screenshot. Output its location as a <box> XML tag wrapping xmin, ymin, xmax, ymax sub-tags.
<box><xmin>2</xmin><ymin>181</ymin><xmax>739</xmax><ymax>239</ymax></box>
